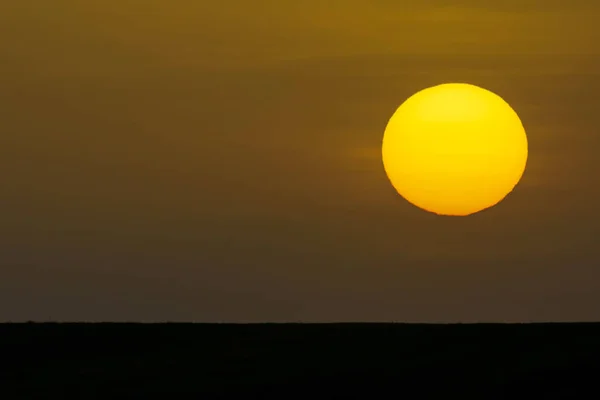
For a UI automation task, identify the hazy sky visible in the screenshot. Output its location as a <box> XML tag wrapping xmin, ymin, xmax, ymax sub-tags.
<box><xmin>2</xmin><ymin>1</ymin><xmax>600</xmax><ymax>322</ymax></box>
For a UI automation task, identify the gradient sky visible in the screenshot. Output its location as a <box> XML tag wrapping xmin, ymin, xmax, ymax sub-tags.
<box><xmin>2</xmin><ymin>1</ymin><xmax>600</xmax><ymax>322</ymax></box>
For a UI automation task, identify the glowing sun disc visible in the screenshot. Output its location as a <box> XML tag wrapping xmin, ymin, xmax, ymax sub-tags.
<box><xmin>382</xmin><ymin>83</ymin><xmax>528</xmax><ymax>216</ymax></box>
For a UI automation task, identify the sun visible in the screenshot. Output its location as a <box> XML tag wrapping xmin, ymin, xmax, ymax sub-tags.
<box><xmin>382</xmin><ymin>83</ymin><xmax>528</xmax><ymax>216</ymax></box>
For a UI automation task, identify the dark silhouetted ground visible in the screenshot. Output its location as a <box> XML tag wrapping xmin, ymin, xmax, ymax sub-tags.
<box><xmin>1</xmin><ymin>323</ymin><xmax>599</xmax><ymax>398</ymax></box>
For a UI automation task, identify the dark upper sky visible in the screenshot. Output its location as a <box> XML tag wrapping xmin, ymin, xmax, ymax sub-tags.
<box><xmin>1</xmin><ymin>1</ymin><xmax>600</xmax><ymax>322</ymax></box>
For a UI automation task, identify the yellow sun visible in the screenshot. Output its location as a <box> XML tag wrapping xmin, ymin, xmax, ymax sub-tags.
<box><xmin>382</xmin><ymin>83</ymin><xmax>528</xmax><ymax>216</ymax></box>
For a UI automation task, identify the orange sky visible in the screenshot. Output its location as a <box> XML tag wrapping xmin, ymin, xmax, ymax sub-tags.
<box><xmin>1</xmin><ymin>1</ymin><xmax>600</xmax><ymax>322</ymax></box>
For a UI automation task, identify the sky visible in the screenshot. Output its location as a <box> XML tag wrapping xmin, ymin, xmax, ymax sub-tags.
<box><xmin>1</xmin><ymin>1</ymin><xmax>600</xmax><ymax>322</ymax></box>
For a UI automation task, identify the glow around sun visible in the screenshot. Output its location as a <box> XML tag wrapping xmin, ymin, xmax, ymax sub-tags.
<box><xmin>382</xmin><ymin>83</ymin><xmax>528</xmax><ymax>216</ymax></box>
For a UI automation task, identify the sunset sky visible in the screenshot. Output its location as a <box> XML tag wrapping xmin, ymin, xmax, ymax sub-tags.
<box><xmin>2</xmin><ymin>1</ymin><xmax>600</xmax><ymax>322</ymax></box>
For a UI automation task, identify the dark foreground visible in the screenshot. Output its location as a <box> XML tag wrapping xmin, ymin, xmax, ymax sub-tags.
<box><xmin>2</xmin><ymin>323</ymin><xmax>600</xmax><ymax>398</ymax></box>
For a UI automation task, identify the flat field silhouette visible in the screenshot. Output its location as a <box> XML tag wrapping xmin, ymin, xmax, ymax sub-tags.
<box><xmin>2</xmin><ymin>323</ymin><xmax>599</xmax><ymax>398</ymax></box>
